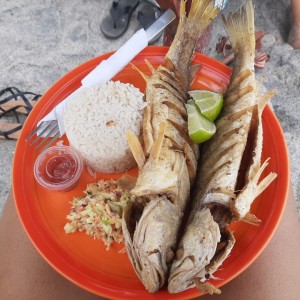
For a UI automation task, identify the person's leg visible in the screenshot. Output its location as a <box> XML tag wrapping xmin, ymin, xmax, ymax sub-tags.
<box><xmin>289</xmin><ymin>0</ymin><xmax>300</xmax><ymax>49</ymax></box>
<box><xmin>0</xmin><ymin>191</ymin><xmax>101</xmax><ymax>300</ymax></box>
<box><xmin>201</xmin><ymin>184</ymin><xmax>300</xmax><ymax>300</ymax></box>
<box><xmin>1</xmin><ymin>186</ymin><xmax>299</xmax><ymax>300</ymax></box>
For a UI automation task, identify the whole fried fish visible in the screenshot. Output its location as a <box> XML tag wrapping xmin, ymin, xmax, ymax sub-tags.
<box><xmin>168</xmin><ymin>0</ymin><xmax>277</xmax><ymax>294</ymax></box>
<box><xmin>122</xmin><ymin>0</ymin><xmax>221</xmax><ymax>293</ymax></box>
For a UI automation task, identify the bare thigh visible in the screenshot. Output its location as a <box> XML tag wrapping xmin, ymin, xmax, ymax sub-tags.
<box><xmin>201</xmin><ymin>185</ymin><xmax>300</xmax><ymax>300</ymax></box>
<box><xmin>1</xmin><ymin>186</ymin><xmax>299</xmax><ymax>300</ymax></box>
<box><xmin>0</xmin><ymin>191</ymin><xmax>101</xmax><ymax>300</ymax></box>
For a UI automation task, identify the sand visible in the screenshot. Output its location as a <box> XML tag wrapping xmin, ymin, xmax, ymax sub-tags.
<box><xmin>0</xmin><ymin>0</ymin><xmax>298</xmax><ymax>217</ymax></box>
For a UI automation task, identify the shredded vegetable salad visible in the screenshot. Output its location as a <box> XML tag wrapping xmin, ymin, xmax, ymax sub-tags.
<box><xmin>64</xmin><ymin>179</ymin><xmax>135</xmax><ymax>250</ymax></box>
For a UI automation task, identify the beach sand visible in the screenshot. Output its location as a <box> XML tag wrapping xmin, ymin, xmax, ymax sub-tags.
<box><xmin>0</xmin><ymin>0</ymin><xmax>298</xmax><ymax>217</ymax></box>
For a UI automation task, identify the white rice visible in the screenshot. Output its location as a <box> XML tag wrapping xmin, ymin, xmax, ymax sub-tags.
<box><xmin>64</xmin><ymin>81</ymin><xmax>145</xmax><ymax>173</ymax></box>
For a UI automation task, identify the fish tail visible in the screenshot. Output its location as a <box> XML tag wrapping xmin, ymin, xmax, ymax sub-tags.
<box><xmin>165</xmin><ymin>0</ymin><xmax>220</xmax><ymax>88</ymax></box>
<box><xmin>178</xmin><ymin>0</ymin><xmax>186</xmax><ymax>27</ymax></box>
<box><xmin>187</xmin><ymin>0</ymin><xmax>221</xmax><ymax>33</ymax></box>
<box><xmin>222</xmin><ymin>0</ymin><xmax>255</xmax><ymax>54</ymax></box>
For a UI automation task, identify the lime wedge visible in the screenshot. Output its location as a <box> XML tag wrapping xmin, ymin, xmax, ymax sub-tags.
<box><xmin>186</xmin><ymin>102</ymin><xmax>216</xmax><ymax>144</ymax></box>
<box><xmin>188</xmin><ymin>90</ymin><xmax>223</xmax><ymax>121</ymax></box>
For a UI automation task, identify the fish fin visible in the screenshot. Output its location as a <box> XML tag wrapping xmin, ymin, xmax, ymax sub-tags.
<box><xmin>254</xmin><ymin>157</ymin><xmax>271</xmax><ymax>183</ymax></box>
<box><xmin>257</xmin><ymin>89</ymin><xmax>277</xmax><ymax>114</ymax></box>
<box><xmin>149</xmin><ymin>122</ymin><xmax>166</xmax><ymax>162</ymax></box>
<box><xmin>225</xmin><ymin>69</ymin><xmax>253</xmax><ymax>95</ymax></box>
<box><xmin>179</xmin><ymin>0</ymin><xmax>186</xmax><ymax>24</ymax></box>
<box><xmin>193</xmin><ymin>279</ymin><xmax>221</xmax><ymax>295</ymax></box>
<box><xmin>254</xmin><ymin>171</ymin><xmax>277</xmax><ymax>198</ymax></box>
<box><xmin>144</xmin><ymin>59</ymin><xmax>156</xmax><ymax>75</ymax></box>
<box><xmin>210</xmin><ymin>274</ymin><xmax>222</xmax><ymax>281</ymax></box>
<box><xmin>222</xmin><ymin>0</ymin><xmax>255</xmax><ymax>54</ymax></box>
<box><xmin>231</xmin><ymin>158</ymin><xmax>277</xmax><ymax>219</ymax></box>
<box><xmin>252</xmin><ymin>157</ymin><xmax>278</xmax><ymax>196</ymax></box>
<box><xmin>118</xmin><ymin>174</ymin><xmax>137</xmax><ymax>190</ymax></box>
<box><xmin>142</xmin><ymin>104</ymin><xmax>154</xmax><ymax>155</ymax></box>
<box><xmin>130</xmin><ymin>63</ymin><xmax>149</xmax><ymax>82</ymax></box>
<box><xmin>187</xmin><ymin>0</ymin><xmax>221</xmax><ymax>33</ymax></box>
<box><xmin>126</xmin><ymin>131</ymin><xmax>146</xmax><ymax>169</ymax></box>
<box><xmin>225</xmin><ymin>84</ymin><xmax>254</xmax><ymax>105</ymax></box>
<box><xmin>118</xmin><ymin>246</ymin><xmax>127</xmax><ymax>254</ymax></box>
<box><xmin>183</xmin><ymin>143</ymin><xmax>197</xmax><ymax>183</ymax></box>
<box><xmin>189</xmin><ymin>63</ymin><xmax>202</xmax><ymax>85</ymax></box>
<box><xmin>242</xmin><ymin>212</ymin><xmax>261</xmax><ymax>226</ymax></box>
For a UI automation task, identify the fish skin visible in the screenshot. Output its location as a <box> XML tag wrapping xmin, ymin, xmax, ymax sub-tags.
<box><xmin>204</xmin><ymin>229</ymin><xmax>235</xmax><ymax>276</ymax></box>
<box><xmin>123</xmin><ymin>0</ymin><xmax>221</xmax><ymax>293</ymax></box>
<box><xmin>190</xmin><ymin>229</ymin><xmax>235</xmax><ymax>295</ymax></box>
<box><xmin>122</xmin><ymin>197</ymin><xmax>182</xmax><ymax>293</ymax></box>
<box><xmin>168</xmin><ymin>208</ymin><xmax>221</xmax><ymax>293</ymax></box>
<box><xmin>168</xmin><ymin>0</ymin><xmax>277</xmax><ymax>293</ymax></box>
<box><xmin>131</xmin><ymin>143</ymin><xmax>190</xmax><ymax>209</ymax></box>
<box><xmin>165</xmin><ymin>0</ymin><xmax>222</xmax><ymax>89</ymax></box>
<box><xmin>221</xmin><ymin>1</ymin><xmax>277</xmax><ymax>220</ymax></box>
<box><xmin>192</xmin><ymin>0</ymin><xmax>257</xmax><ymax>209</ymax></box>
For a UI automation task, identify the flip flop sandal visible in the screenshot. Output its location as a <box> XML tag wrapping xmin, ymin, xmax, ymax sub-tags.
<box><xmin>0</xmin><ymin>87</ymin><xmax>40</xmax><ymax>116</ymax></box>
<box><xmin>0</xmin><ymin>87</ymin><xmax>41</xmax><ymax>140</ymax></box>
<box><xmin>0</xmin><ymin>121</ymin><xmax>23</xmax><ymax>140</ymax></box>
<box><xmin>100</xmin><ymin>0</ymin><xmax>140</xmax><ymax>39</ymax></box>
<box><xmin>137</xmin><ymin>0</ymin><xmax>162</xmax><ymax>44</ymax></box>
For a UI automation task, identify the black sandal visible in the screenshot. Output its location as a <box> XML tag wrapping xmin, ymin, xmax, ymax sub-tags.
<box><xmin>137</xmin><ymin>1</ymin><xmax>161</xmax><ymax>44</ymax></box>
<box><xmin>0</xmin><ymin>87</ymin><xmax>41</xmax><ymax>140</ymax></box>
<box><xmin>100</xmin><ymin>0</ymin><xmax>140</xmax><ymax>39</ymax></box>
<box><xmin>0</xmin><ymin>122</ymin><xmax>23</xmax><ymax>140</ymax></box>
<box><xmin>0</xmin><ymin>87</ymin><xmax>41</xmax><ymax>115</ymax></box>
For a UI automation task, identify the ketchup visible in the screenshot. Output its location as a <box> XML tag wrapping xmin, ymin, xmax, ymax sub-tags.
<box><xmin>44</xmin><ymin>154</ymin><xmax>77</xmax><ymax>184</ymax></box>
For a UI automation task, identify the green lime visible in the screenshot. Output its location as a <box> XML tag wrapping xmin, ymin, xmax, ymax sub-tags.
<box><xmin>188</xmin><ymin>90</ymin><xmax>223</xmax><ymax>121</ymax></box>
<box><xmin>186</xmin><ymin>102</ymin><xmax>216</xmax><ymax>144</ymax></box>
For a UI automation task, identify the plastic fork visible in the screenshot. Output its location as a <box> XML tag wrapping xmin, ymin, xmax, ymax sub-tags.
<box><xmin>25</xmin><ymin>120</ymin><xmax>60</xmax><ymax>151</ymax></box>
<box><xmin>24</xmin><ymin>10</ymin><xmax>177</xmax><ymax>152</ymax></box>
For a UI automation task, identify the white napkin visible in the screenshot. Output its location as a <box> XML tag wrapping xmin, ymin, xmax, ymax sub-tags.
<box><xmin>38</xmin><ymin>28</ymin><xmax>149</xmax><ymax>137</ymax></box>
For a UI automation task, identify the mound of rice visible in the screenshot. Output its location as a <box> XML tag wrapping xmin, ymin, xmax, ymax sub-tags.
<box><xmin>64</xmin><ymin>81</ymin><xmax>145</xmax><ymax>173</ymax></box>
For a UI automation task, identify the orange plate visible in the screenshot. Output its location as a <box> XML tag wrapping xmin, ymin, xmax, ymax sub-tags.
<box><xmin>13</xmin><ymin>46</ymin><xmax>289</xmax><ymax>299</ymax></box>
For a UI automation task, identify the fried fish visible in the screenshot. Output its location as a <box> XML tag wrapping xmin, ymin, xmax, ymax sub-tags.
<box><xmin>168</xmin><ymin>0</ymin><xmax>277</xmax><ymax>294</ymax></box>
<box><xmin>122</xmin><ymin>0</ymin><xmax>221</xmax><ymax>293</ymax></box>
